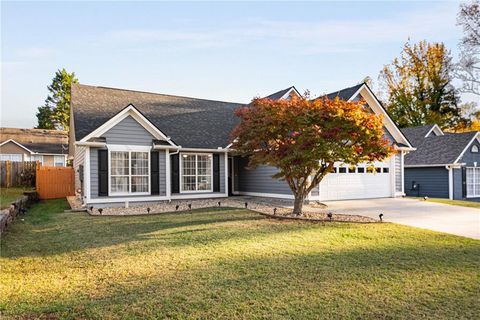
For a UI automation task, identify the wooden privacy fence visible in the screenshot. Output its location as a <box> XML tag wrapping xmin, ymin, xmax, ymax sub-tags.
<box><xmin>0</xmin><ymin>161</ymin><xmax>37</xmax><ymax>187</ymax></box>
<box><xmin>36</xmin><ymin>166</ymin><xmax>75</xmax><ymax>199</ymax></box>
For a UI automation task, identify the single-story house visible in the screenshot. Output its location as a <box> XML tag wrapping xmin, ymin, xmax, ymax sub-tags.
<box><xmin>69</xmin><ymin>82</ymin><xmax>414</xmax><ymax>206</ymax></box>
<box><xmin>402</xmin><ymin>124</ymin><xmax>480</xmax><ymax>201</ymax></box>
<box><xmin>0</xmin><ymin>128</ymin><xmax>68</xmax><ymax>166</ymax></box>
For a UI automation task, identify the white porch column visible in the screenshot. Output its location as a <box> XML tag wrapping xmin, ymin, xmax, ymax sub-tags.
<box><xmin>84</xmin><ymin>146</ymin><xmax>91</xmax><ymax>203</ymax></box>
<box><xmin>224</xmin><ymin>151</ymin><xmax>228</xmax><ymax>196</ymax></box>
<box><xmin>165</xmin><ymin>149</ymin><xmax>171</xmax><ymax>199</ymax></box>
<box><xmin>448</xmin><ymin>166</ymin><xmax>453</xmax><ymax>200</ymax></box>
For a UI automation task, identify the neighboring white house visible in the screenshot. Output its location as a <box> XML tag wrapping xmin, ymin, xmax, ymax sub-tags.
<box><xmin>69</xmin><ymin>82</ymin><xmax>414</xmax><ymax>207</ymax></box>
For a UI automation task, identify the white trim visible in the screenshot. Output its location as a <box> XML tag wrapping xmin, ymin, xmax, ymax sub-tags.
<box><xmin>447</xmin><ymin>166</ymin><xmax>454</xmax><ymax>200</ymax></box>
<box><xmin>80</xmin><ymin>104</ymin><xmax>176</xmax><ymax>146</ymax></box>
<box><xmin>280</xmin><ymin>86</ymin><xmax>302</xmax><ymax>100</ymax></box>
<box><xmin>0</xmin><ymin>139</ymin><xmax>34</xmax><ymax>153</ymax></box>
<box><xmin>170</xmin><ymin>193</ymin><xmax>226</xmax><ymax>200</ymax></box>
<box><xmin>165</xmin><ymin>149</ymin><xmax>171</xmax><ymax>198</ymax></box>
<box><xmin>390</xmin><ymin>154</ymin><xmax>396</xmax><ymax>197</ymax></box>
<box><xmin>224</xmin><ymin>152</ymin><xmax>228</xmax><ymax>196</ymax></box>
<box><xmin>351</xmin><ymin>85</ymin><xmax>414</xmax><ymax>149</ymax></box>
<box><xmin>425</xmin><ymin>124</ymin><xmax>444</xmax><ymax>137</ymax></box>
<box><xmin>235</xmin><ymin>191</ymin><xmax>295</xmax><ymax>199</ymax></box>
<box><xmin>454</xmin><ymin>132</ymin><xmax>480</xmax><ymax>164</ymax></box>
<box><xmin>87</xmin><ymin>195</ymin><xmax>169</xmax><ymax>204</ymax></box>
<box><xmin>153</xmin><ymin>145</ymin><xmax>229</xmax><ymax>152</ymax></box>
<box><xmin>108</xmin><ymin>148</ymin><xmax>151</xmax><ymax>196</ymax></box>
<box><xmin>401</xmin><ymin>151</ymin><xmax>405</xmax><ymax>194</ymax></box>
<box><xmin>405</xmin><ymin>163</ymin><xmax>464</xmax><ymax>168</ymax></box>
<box><xmin>84</xmin><ymin>147</ymin><xmax>91</xmax><ymax>202</ymax></box>
<box><xmin>179</xmin><ymin>152</ymin><xmax>214</xmax><ymax>193</ymax></box>
<box><xmin>75</xmin><ymin>141</ymin><xmax>107</xmax><ymax>148</ymax></box>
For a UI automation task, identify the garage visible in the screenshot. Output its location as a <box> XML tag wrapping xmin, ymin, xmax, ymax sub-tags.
<box><xmin>318</xmin><ymin>160</ymin><xmax>393</xmax><ymax>201</ymax></box>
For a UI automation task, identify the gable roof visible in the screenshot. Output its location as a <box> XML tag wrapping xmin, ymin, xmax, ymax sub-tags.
<box><xmin>72</xmin><ymin>84</ymin><xmax>244</xmax><ymax>149</ymax></box>
<box><xmin>264</xmin><ymin>86</ymin><xmax>300</xmax><ymax>100</ymax></box>
<box><xmin>0</xmin><ymin>128</ymin><xmax>68</xmax><ymax>154</ymax></box>
<box><xmin>325</xmin><ymin>83</ymin><xmax>364</xmax><ymax>100</ymax></box>
<box><xmin>402</xmin><ymin>125</ymin><xmax>478</xmax><ymax>165</ymax></box>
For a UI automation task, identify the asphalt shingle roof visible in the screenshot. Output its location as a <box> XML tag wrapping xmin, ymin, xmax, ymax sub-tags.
<box><xmin>72</xmin><ymin>84</ymin><xmax>244</xmax><ymax>149</ymax></box>
<box><xmin>0</xmin><ymin>128</ymin><xmax>68</xmax><ymax>154</ymax></box>
<box><xmin>325</xmin><ymin>83</ymin><xmax>364</xmax><ymax>100</ymax></box>
<box><xmin>264</xmin><ymin>86</ymin><xmax>296</xmax><ymax>100</ymax></box>
<box><xmin>401</xmin><ymin>125</ymin><xmax>477</xmax><ymax>165</ymax></box>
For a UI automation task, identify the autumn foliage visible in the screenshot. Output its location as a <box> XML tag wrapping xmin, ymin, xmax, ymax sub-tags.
<box><xmin>231</xmin><ymin>94</ymin><xmax>393</xmax><ymax>215</ymax></box>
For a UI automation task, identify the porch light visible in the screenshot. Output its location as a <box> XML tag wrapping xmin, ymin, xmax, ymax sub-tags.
<box><xmin>98</xmin><ymin>208</ymin><xmax>103</xmax><ymax>215</ymax></box>
<box><xmin>379</xmin><ymin>213</ymin><xmax>383</xmax><ymax>222</ymax></box>
<box><xmin>327</xmin><ymin>212</ymin><xmax>333</xmax><ymax>221</ymax></box>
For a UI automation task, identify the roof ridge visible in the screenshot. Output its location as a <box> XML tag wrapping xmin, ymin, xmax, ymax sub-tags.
<box><xmin>74</xmin><ymin>83</ymin><xmax>244</xmax><ymax>105</ymax></box>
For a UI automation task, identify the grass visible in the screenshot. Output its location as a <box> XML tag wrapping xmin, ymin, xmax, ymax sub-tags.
<box><xmin>410</xmin><ymin>197</ymin><xmax>480</xmax><ymax>209</ymax></box>
<box><xmin>0</xmin><ymin>187</ymin><xmax>33</xmax><ymax>209</ymax></box>
<box><xmin>1</xmin><ymin>199</ymin><xmax>479</xmax><ymax>319</ymax></box>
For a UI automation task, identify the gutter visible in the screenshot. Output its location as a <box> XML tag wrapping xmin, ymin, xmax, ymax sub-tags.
<box><xmin>405</xmin><ymin>163</ymin><xmax>465</xmax><ymax>168</ymax></box>
<box><xmin>75</xmin><ymin>141</ymin><xmax>107</xmax><ymax>148</ymax></box>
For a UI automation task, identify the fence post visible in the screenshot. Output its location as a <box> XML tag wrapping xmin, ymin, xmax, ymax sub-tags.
<box><xmin>5</xmin><ymin>160</ymin><xmax>11</xmax><ymax>188</ymax></box>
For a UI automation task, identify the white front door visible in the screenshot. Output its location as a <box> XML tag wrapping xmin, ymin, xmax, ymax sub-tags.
<box><xmin>319</xmin><ymin>160</ymin><xmax>393</xmax><ymax>201</ymax></box>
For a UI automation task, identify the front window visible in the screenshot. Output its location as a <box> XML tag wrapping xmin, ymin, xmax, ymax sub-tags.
<box><xmin>54</xmin><ymin>155</ymin><xmax>65</xmax><ymax>167</ymax></box>
<box><xmin>0</xmin><ymin>154</ymin><xmax>22</xmax><ymax>162</ymax></box>
<box><xmin>466</xmin><ymin>167</ymin><xmax>480</xmax><ymax>197</ymax></box>
<box><xmin>181</xmin><ymin>153</ymin><xmax>212</xmax><ymax>192</ymax></box>
<box><xmin>31</xmin><ymin>155</ymin><xmax>43</xmax><ymax>164</ymax></box>
<box><xmin>110</xmin><ymin>151</ymin><xmax>149</xmax><ymax>194</ymax></box>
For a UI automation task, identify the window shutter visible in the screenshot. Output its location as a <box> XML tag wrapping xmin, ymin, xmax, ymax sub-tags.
<box><xmin>171</xmin><ymin>153</ymin><xmax>180</xmax><ymax>193</ymax></box>
<box><xmin>462</xmin><ymin>167</ymin><xmax>467</xmax><ymax>198</ymax></box>
<box><xmin>151</xmin><ymin>151</ymin><xmax>159</xmax><ymax>195</ymax></box>
<box><xmin>98</xmin><ymin>149</ymin><xmax>108</xmax><ymax>196</ymax></box>
<box><xmin>213</xmin><ymin>154</ymin><xmax>220</xmax><ymax>192</ymax></box>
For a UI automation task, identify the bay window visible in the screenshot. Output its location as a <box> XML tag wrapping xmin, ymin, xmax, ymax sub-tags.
<box><xmin>110</xmin><ymin>150</ymin><xmax>149</xmax><ymax>195</ymax></box>
<box><xmin>180</xmin><ymin>153</ymin><xmax>212</xmax><ymax>192</ymax></box>
<box><xmin>466</xmin><ymin>167</ymin><xmax>480</xmax><ymax>197</ymax></box>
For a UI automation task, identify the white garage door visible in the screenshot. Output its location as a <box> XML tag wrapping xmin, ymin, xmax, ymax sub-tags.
<box><xmin>318</xmin><ymin>160</ymin><xmax>392</xmax><ymax>201</ymax></box>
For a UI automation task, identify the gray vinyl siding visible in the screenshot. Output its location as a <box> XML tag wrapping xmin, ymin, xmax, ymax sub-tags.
<box><xmin>90</xmin><ymin>147</ymin><xmax>100</xmax><ymax>198</ymax></box>
<box><xmin>458</xmin><ymin>139</ymin><xmax>480</xmax><ymax>166</ymax></box>
<box><xmin>159</xmin><ymin>150</ymin><xmax>166</xmax><ymax>196</ymax></box>
<box><xmin>404</xmin><ymin>167</ymin><xmax>449</xmax><ymax>198</ymax></box>
<box><xmin>236</xmin><ymin>156</ymin><xmax>292</xmax><ymax>195</ymax></box>
<box><xmin>456</xmin><ymin>139</ymin><xmax>480</xmax><ymax>201</ymax></box>
<box><xmin>101</xmin><ymin>115</ymin><xmax>154</xmax><ymax>146</ymax></box>
<box><xmin>395</xmin><ymin>152</ymin><xmax>402</xmax><ymax>192</ymax></box>
<box><xmin>73</xmin><ymin>146</ymin><xmax>86</xmax><ymax>192</ymax></box>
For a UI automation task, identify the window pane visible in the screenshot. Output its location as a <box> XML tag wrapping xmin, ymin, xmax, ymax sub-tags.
<box><xmin>132</xmin><ymin>152</ymin><xmax>148</xmax><ymax>175</ymax></box>
<box><xmin>338</xmin><ymin>167</ymin><xmax>347</xmax><ymax>173</ymax></box>
<box><xmin>111</xmin><ymin>152</ymin><xmax>129</xmax><ymax>175</ymax></box>
<box><xmin>357</xmin><ymin>167</ymin><xmax>365</xmax><ymax>173</ymax></box>
<box><xmin>383</xmin><ymin>168</ymin><xmax>389</xmax><ymax>173</ymax></box>
<box><xmin>182</xmin><ymin>176</ymin><xmax>196</xmax><ymax>191</ymax></box>
<box><xmin>467</xmin><ymin>168</ymin><xmax>474</xmax><ymax>196</ymax></box>
<box><xmin>111</xmin><ymin>176</ymin><xmax>129</xmax><ymax>193</ymax></box>
<box><xmin>131</xmin><ymin>176</ymin><xmax>148</xmax><ymax>193</ymax></box>
<box><xmin>198</xmin><ymin>176</ymin><xmax>211</xmax><ymax>190</ymax></box>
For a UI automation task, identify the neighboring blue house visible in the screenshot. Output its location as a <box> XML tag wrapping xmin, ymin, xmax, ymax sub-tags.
<box><xmin>402</xmin><ymin>124</ymin><xmax>480</xmax><ymax>201</ymax></box>
<box><xmin>69</xmin><ymin>82</ymin><xmax>414</xmax><ymax>207</ymax></box>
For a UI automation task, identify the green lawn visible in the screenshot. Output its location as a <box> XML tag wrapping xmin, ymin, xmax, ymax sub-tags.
<box><xmin>1</xmin><ymin>199</ymin><xmax>479</xmax><ymax>319</ymax></box>
<box><xmin>0</xmin><ymin>187</ymin><xmax>32</xmax><ymax>209</ymax></box>
<box><xmin>410</xmin><ymin>197</ymin><xmax>480</xmax><ymax>209</ymax></box>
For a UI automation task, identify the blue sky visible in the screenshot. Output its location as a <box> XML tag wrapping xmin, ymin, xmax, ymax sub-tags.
<box><xmin>1</xmin><ymin>1</ymin><xmax>472</xmax><ymax>128</ymax></box>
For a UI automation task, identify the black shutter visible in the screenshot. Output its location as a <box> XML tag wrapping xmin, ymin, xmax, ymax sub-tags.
<box><xmin>151</xmin><ymin>151</ymin><xmax>159</xmax><ymax>195</ymax></box>
<box><xmin>462</xmin><ymin>167</ymin><xmax>467</xmax><ymax>198</ymax></box>
<box><xmin>213</xmin><ymin>154</ymin><xmax>220</xmax><ymax>192</ymax></box>
<box><xmin>98</xmin><ymin>149</ymin><xmax>108</xmax><ymax>196</ymax></box>
<box><xmin>171</xmin><ymin>153</ymin><xmax>180</xmax><ymax>194</ymax></box>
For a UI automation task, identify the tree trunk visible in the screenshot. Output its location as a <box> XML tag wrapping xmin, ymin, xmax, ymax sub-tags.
<box><xmin>292</xmin><ymin>193</ymin><xmax>305</xmax><ymax>216</ymax></box>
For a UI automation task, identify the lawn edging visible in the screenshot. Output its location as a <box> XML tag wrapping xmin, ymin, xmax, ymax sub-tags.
<box><xmin>0</xmin><ymin>191</ymin><xmax>38</xmax><ymax>235</ymax></box>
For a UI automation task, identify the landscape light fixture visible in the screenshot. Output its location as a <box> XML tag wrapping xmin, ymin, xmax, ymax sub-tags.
<box><xmin>89</xmin><ymin>206</ymin><xmax>93</xmax><ymax>211</ymax></box>
<box><xmin>327</xmin><ymin>212</ymin><xmax>333</xmax><ymax>221</ymax></box>
<box><xmin>273</xmin><ymin>208</ymin><xmax>277</xmax><ymax>215</ymax></box>
<box><xmin>147</xmin><ymin>207</ymin><xmax>151</xmax><ymax>214</ymax></box>
<box><xmin>424</xmin><ymin>196</ymin><xmax>429</xmax><ymax>201</ymax></box>
<box><xmin>175</xmin><ymin>205</ymin><xmax>179</xmax><ymax>211</ymax></box>
<box><xmin>218</xmin><ymin>201</ymin><xmax>221</xmax><ymax>207</ymax></box>
<box><xmin>188</xmin><ymin>203</ymin><xmax>192</xmax><ymax>210</ymax></box>
<box><xmin>98</xmin><ymin>208</ymin><xmax>103</xmax><ymax>215</ymax></box>
<box><xmin>379</xmin><ymin>213</ymin><xmax>383</xmax><ymax>222</ymax></box>
<box><xmin>245</xmin><ymin>202</ymin><xmax>248</xmax><ymax>208</ymax></box>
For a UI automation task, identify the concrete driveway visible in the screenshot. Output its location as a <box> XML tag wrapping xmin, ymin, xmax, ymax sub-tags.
<box><xmin>322</xmin><ymin>198</ymin><xmax>480</xmax><ymax>240</ymax></box>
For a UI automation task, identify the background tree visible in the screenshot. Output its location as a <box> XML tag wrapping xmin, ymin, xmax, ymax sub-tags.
<box><xmin>379</xmin><ymin>41</ymin><xmax>462</xmax><ymax>129</ymax></box>
<box><xmin>456</xmin><ymin>0</ymin><xmax>479</xmax><ymax>95</ymax></box>
<box><xmin>36</xmin><ymin>68</ymin><xmax>78</xmax><ymax>130</ymax></box>
<box><xmin>231</xmin><ymin>94</ymin><xmax>393</xmax><ymax>216</ymax></box>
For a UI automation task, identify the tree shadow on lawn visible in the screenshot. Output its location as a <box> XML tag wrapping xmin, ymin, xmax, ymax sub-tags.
<box><xmin>5</xmin><ymin>242</ymin><xmax>479</xmax><ymax>320</ymax></box>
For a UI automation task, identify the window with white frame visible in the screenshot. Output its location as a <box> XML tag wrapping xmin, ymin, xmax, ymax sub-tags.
<box><xmin>181</xmin><ymin>153</ymin><xmax>212</xmax><ymax>192</ymax></box>
<box><xmin>110</xmin><ymin>151</ymin><xmax>149</xmax><ymax>194</ymax></box>
<box><xmin>466</xmin><ymin>167</ymin><xmax>480</xmax><ymax>197</ymax></box>
<box><xmin>31</xmin><ymin>155</ymin><xmax>43</xmax><ymax>164</ymax></box>
<box><xmin>54</xmin><ymin>155</ymin><xmax>65</xmax><ymax>167</ymax></box>
<box><xmin>0</xmin><ymin>154</ymin><xmax>22</xmax><ymax>162</ymax></box>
